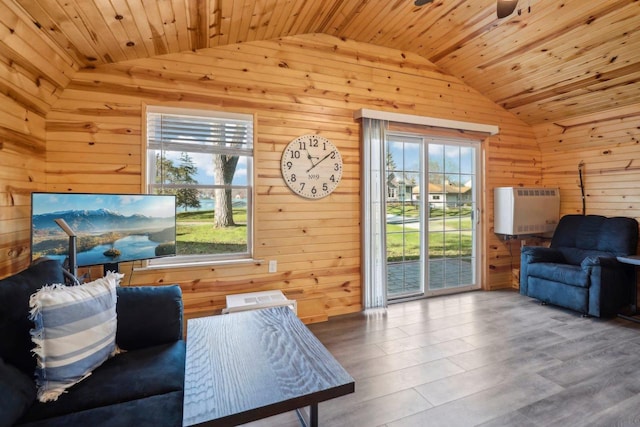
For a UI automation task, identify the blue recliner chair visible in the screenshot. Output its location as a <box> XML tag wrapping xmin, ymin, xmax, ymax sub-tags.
<box><xmin>520</xmin><ymin>214</ymin><xmax>639</xmax><ymax>317</ymax></box>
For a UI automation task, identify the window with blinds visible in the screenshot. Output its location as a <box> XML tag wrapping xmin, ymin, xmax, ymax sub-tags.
<box><xmin>145</xmin><ymin>106</ymin><xmax>254</xmax><ymax>264</ymax></box>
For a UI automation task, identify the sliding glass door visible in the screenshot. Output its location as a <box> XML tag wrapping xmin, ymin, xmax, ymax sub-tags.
<box><xmin>386</xmin><ymin>134</ymin><xmax>480</xmax><ymax>300</ymax></box>
<box><xmin>425</xmin><ymin>141</ymin><xmax>478</xmax><ymax>294</ymax></box>
<box><xmin>385</xmin><ymin>135</ymin><xmax>423</xmax><ymax>297</ymax></box>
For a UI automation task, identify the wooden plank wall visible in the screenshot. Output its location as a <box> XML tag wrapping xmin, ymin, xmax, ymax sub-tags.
<box><xmin>7</xmin><ymin>33</ymin><xmax>538</xmax><ymax>322</ymax></box>
<box><xmin>534</xmin><ymin>106</ymin><xmax>640</xmax><ymax>220</ymax></box>
<box><xmin>0</xmin><ymin>1</ymin><xmax>76</xmax><ymax>276</ymax></box>
<box><xmin>0</xmin><ymin>96</ymin><xmax>46</xmax><ymax>276</ymax></box>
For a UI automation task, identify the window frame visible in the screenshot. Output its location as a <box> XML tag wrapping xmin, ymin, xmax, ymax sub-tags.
<box><xmin>143</xmin><ymin>105</ymin><xmax>255</xmax><ymax>267</ymax></box>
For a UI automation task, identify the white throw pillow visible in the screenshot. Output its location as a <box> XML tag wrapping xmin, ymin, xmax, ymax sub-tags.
<box><xmin>29</xmin><ymin>272</ymin><xmax>123</xmax><ymax>402</ymax></box>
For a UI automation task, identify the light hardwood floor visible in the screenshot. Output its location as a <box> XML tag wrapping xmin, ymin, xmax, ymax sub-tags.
<box><xmin>243</xmin><ymin>289</ymin><xmax>640</xmax><ymax>427</ymax></box>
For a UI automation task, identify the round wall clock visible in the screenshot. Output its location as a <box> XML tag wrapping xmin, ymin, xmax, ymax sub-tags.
<box><xmin>281</xmin><ymin>134</ymin><xmax>343</xmax><ymax>199</ymax></box>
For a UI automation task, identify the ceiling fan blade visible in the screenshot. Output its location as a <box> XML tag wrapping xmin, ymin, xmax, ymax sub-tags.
<box><xmin>497</xmin><ymin>0</ymin><xmax>519</xmax><ymax>18</ymax></box>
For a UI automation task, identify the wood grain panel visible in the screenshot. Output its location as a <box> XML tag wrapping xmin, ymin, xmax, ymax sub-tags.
<box><xmin>534</xmin><ymin>108</ymin><xmax>640</xmax><ymax>225</ymax></box>
<box><xmin>10</xmin><ymin>0</ymin><xmax>628</xmax><ymax>322</ymax></box>
<box><xmin>2</xmin><ymin>0</ymin><xmax>637</xmax><ymax>129</ymax></box>
<box><xmin>19</xmin><ymin>34</ymin><xmax>537</xmax><ymax>322</ymax></box>
<box><xmin>0</xmin><ymin>115</ymin><xmax>56</xmax><ymax>281</ymax></box>
<box><xmin>0</xmin><ymin>100</ymin><xmax>46</xmax><ymax>275</ymax></box>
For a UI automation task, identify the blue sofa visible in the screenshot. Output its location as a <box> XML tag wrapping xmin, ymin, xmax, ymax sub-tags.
<box><xmin>520</xmin><ymin>214</ymin><xmax>639</xmax><ymax>317</ymax></box>
<box><xmin>0</xmin><ymin>259</ymin><xmax>185</xmax><ymax>427</ymax></box>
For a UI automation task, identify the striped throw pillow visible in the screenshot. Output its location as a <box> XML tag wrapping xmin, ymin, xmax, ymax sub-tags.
<box><xmin>29</xmin><ymin>272</ymin><xmax>123</xmax><ymax>402</ymax></box>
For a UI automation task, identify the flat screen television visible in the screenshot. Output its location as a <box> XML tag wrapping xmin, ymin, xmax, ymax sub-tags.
<box><xmin>31</xmin><ymin>192</ymin><xmax>176</xmax><ymax>274</ymax></box>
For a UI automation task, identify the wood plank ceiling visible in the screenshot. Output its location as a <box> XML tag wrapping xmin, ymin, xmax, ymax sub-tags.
<box><xmin>7</xmin><ymin>0</ymin><xmax>640</xmax><ymax>125</ymax></box>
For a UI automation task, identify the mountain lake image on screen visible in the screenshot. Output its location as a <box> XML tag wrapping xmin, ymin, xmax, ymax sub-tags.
<box><xmin>31</xmin><ymin>193</ymin><xmax>177</xmax><ymax>269</ymax></box>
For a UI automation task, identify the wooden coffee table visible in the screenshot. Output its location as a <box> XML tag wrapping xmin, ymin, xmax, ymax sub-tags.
<box><xmin>182</xmin><ymin>306</ymin><xmax>354</xmax><ymax>426</ymax></box>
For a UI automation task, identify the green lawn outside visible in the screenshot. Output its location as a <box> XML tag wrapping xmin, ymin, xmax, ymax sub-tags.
<box><xmin>386</xmin><ymin>203</ymin><xmax>472</xmax><ymax>219</ymax></box>
<box><xmin>386</xmin><ymin>206</ymin><xmax>473</xmax><ymax>262</ymax></box>
<box><xmin>173</xmin><ymin>206</ymin><xmax>472</xmax><ymax>259</ymax></box>
<box><xmin>176</xmin><ymin>209</ymin><xmax>247</xmax><ymax>255</ymax></box>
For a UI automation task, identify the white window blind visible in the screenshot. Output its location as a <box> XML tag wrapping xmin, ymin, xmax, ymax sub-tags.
<box><xmin>147</xmin><ymin>112</ymin><xmax>253</xmax><ymax>156</ymax></box>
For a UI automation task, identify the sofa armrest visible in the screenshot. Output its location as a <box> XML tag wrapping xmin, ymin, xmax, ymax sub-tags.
<box><xmin>116</xmin><ymin>285</ymin><xmax>183</xmax><ymax>351</ymax></box>
<box><xmin>521</xmin><ymin>246</ymin><xmax>565</xmax><ymax>264</ymax></box>
<box><xmin>0</xmin><ymin>357</ymin><xmax>36</xmax><ymax>427</ymax></box>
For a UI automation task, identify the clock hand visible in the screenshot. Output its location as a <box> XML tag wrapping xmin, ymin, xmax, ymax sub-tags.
<box><xmin>305</xmin><ymin>149</ymin><xmax>317</xmax><ymax>167</ymax></box>
<box><xmin>306</xmin><ymin>151</ymin><xmax>334</xmax><ymax>173</ymax></box>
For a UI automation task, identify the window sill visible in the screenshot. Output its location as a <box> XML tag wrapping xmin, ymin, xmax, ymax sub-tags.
<box><xmin>134</xmin><ymin>257</ymin><xmax>263</xmax><ymax>272</ymax></box>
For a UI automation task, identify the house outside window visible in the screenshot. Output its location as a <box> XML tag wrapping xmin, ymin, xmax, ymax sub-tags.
<box><xmin>388</xmin><ymin>186</ymin><xmax>398</xmax><ymax>200</ymax></box>
<box><xmin>145</xmin><ymin>106</ymin><xmax>254</xmax><ymax>265</ymax></box>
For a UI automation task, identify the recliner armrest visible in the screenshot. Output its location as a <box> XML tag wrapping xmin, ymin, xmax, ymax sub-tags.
<box><xmin>521</xmin><ymin>246</ymin><xmax>566</xmax><ymax>264</ymax></box>
<box><xmin>115</xmin><ymin>285</ymin><xmax>183</xmax><ymax>351</ymax></box>
<box><xmin>581</xmin><ymin>256</ymin><xmax>620</xmax><ymax>268</ymax></box>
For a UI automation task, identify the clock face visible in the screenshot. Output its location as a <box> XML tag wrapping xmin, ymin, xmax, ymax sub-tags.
<box><xmin>281</xmin><ymin>134</ymin><xmax>343</xmax><ymax>199</ymax></box>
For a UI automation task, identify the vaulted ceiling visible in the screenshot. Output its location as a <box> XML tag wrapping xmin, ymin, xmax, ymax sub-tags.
<box><xmin>6</xmin><ymin>0</ymin><xmax>640</xmax><ymax>125</ymax></box>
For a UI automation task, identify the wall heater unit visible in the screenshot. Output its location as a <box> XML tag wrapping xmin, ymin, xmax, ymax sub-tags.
<box><xmin>222</xmin><ymin>290</ymin><xmax>297</xmax><ymax>314</ymax></box>
<box><xmin>494</xmin><ymin>187</ymin><xmax>560</xmax><ymax>236</ymax></box>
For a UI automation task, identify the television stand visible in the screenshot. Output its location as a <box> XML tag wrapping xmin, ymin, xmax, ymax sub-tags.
<box><xmin>103</xmin><ymin>262</ymin><xmax>120</xmax><ymax>275</ymax></box>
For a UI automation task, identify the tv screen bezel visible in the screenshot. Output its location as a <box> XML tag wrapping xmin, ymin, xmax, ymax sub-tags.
<box><xmin>30</xmin><ymin>192</ymin><xmax>177</xmax><ymax>269</ymax></box>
